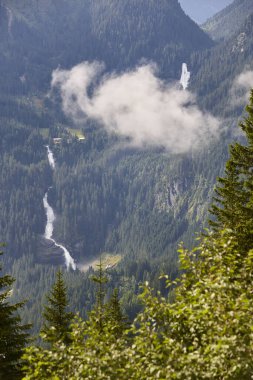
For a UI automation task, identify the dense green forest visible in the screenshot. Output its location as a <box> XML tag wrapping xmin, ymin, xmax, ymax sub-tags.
<box><xmin>1</xmin><ymin>0</ymin><xmax>253</xmax><ymax>374</ymax></box>
<box><xmin>0</xmin><ymin>0</ymin><xmax>220</xmax><ymax>334</ymax></box>
<box><xmin>2</xmin><ymin>90</ymin><xmax>253</xmax><ymax>379</ymax></box>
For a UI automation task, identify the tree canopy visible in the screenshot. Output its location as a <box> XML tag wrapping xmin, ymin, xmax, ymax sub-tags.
<box><xmin>0</xmin><ymin>246</ymin><xmax>30</xmax><ymax>380</ymax></box>
<box><xmin>41</xmin><ymin>270</ymin><xmax>73</xmax><ymax>344</ymax></box>
<box><xmin>210</xmin><ymin>89</ymin><xmax>253</xmax><ymax>253</ymax></box>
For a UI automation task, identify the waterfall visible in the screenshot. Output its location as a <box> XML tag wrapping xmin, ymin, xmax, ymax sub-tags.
<box><xmin>43</xmin><ymin>145</ymin><xmax>76</xmax><ymax>270</ymax></box>
<box><xmin>46</xmin><ymin>145</ymin><xmax>55</xmax><ymax>169</ymax></box>
<box><xmin>180</xmin><ymin>63</ymin><xmax>190</xmax><ymax>90</ymax></box>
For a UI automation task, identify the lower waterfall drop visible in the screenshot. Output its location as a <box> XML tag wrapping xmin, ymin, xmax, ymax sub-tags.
<box><xmin>43</xmin><ymin>145</ymin><xmax>76</xmax><ymax>270</ymax></box>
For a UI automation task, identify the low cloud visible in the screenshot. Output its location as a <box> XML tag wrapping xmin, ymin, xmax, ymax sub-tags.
<box><xmin>51</xmin><ymin>62</ymin><xmax>220</xmax><ymax>153</ymax></box>
<box><xmin>230</xmin><ymin>69</ymin><xmax>253</xmax><ymax>106</ymax></box>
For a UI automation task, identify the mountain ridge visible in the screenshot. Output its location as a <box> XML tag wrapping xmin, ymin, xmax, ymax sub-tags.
<box><xmin>202</xmin><ymin>0</ymin><xmax>253</xmax><ymax>41</ymax></box>
<box><xmin>0</xmin><ymin>0</ymin><xmax>212</xmax><ymax>96</ymax></box>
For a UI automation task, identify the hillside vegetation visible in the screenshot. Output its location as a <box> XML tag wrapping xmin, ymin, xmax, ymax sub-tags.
<box><xmin>203</xmin><ymin>0</ymin><xmax>253</xmax><ymax>41</ymax></box>
<box><xmin>0</xmin><ymin>0</ymin><xmax>253</xmax><ymax>339</ymax></box>
<box><xmin>3</xmin><ymin>91</ymin><xmax>253</xmax><ymax>379</ymax></box>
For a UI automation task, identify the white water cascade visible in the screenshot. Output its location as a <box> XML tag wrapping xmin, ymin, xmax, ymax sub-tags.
<box><xmin>180</xmin><ymin>63</ymin><xmax>191</xmax><ymax>90</ymax></box>
<box><xmin>43</xmin><ymin>146</ymin><xmax>76</xmax><ymax>270</ymax></box>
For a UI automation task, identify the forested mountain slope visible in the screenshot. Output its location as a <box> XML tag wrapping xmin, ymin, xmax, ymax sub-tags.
<box><xmin>192</xmin><ymin>13</ymin><xmax>253</xmax><ymax>115</ymax></box>
<box><xmin>0</xmin><ymin>0</ymin><xmax>212</xmax><ymax>95</ymax></box>
<box><xmin>202</xmin><ymin>0</ymin><xmax>253</xmax><ymax>41</ymax></box>
<box><xmin>1</xmin><ymin>0</ymin><xmax>252</xmax><ymax>333</ymax></box>
<box><xmin>0</xmin><ymin>0</ymin><xmax>212</xmax><ymax>266</ymax></box>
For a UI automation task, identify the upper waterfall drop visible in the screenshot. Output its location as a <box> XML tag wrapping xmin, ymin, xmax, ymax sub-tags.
<box><xmin>45</xmin><ymin>145</ymin><xmax>55</xmax><ymax>169</ymax></box>
<box><xmin>43</xmin><ymin>192</ymin><xmax>55</xmax><ymax>240</ymax></box>
<box><xmin>43</xmin><ymin>145</ymin><xmax>76</xmax><ymax>271</ymax></box>
<box><xmin>180</xmin><ymin>63</ymin><xmax>190</xmax><ymax>90</ymax></box>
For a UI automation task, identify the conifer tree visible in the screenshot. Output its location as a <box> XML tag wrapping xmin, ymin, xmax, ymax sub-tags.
<box><xmin>0</xmin><ymin>246</ymin><xmax>30</xmax><ymax>380</ymax></box>
<box><xmin>105</xmin><ymin>289</ymin><xmax>128</xmax><ymax>338</ymax></box>
<box><xmin>210</xmin><ymin>89</ymin><xmax>253</xmax><ymax>252</ymax></box>
<box><xmin>91</xmin><ymin>261</ymin><xmax>128</xmax><ymax>337</ymax></box>
<box><xmin>41</xmin><ymin>270</ymin><xmax>73</xmax><ymax>344</ymax></box>
<box><xmin>91</xmin><ymin>258</ymin><xmax>108</xmax><ymax>333</ymax></box>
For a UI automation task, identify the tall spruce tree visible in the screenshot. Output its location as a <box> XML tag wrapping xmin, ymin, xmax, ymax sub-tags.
<box><xmin>0</xmin><ymin>246</ymin><xmax>30</xmax><ymax>380</ymax></box>
<box><xmin>209</xmin><ymin>89</ymin><xmax>253</xmax><ymax>252</ymax></box>
<box><xmin>105</xmin><ymin>289</ymin><xmax>128</xmax><ymax>338</ymax></box>
<box><xmin>41</xmin><ymin>270</ymin><xmax>73</xmax><ymax>344</ymax></box>
<box><xmin>91</xmin><ymin>258</ymin><xmax>108</xmax><ymax>333</ymax></box>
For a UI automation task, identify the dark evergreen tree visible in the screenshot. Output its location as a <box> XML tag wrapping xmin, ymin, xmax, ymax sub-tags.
<box><xmin>91</xmin><ymin>258</ymin><xmax>108</xmax><ymax>333</ymax></box>
<box><xmin>105</xmin><ymin>289</ymin><xmax>128</xmax><ymax>338</ymax></box>
<box><xmin>41</xmin><ymin>270</ymin><xmax>73</xmax><ymax>344</ymax></box>
<box><xmin>0</xmin><ymin>246</ymin><xmax>30</xmax><ymax>380</ymax></box>
<box><xmin>209</xmin><ymin>90</ymin><xmax>253</xmax><ymax>252</ymax></box>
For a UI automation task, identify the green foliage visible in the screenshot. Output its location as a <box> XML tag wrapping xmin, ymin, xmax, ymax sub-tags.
<box><xmin>210</xmin><ymin>90</ymin><xmax>253</xmax><ymax>253</ymax></box>
<box><xmin>21</xmin><ymin>91</ymin><xmax>253</xmax><ymax>378</ymax></box>
<box><xmin>127</xmin><ymin>230</ymin><xmax>253</xmax><ymax>379</ymax></box>
<box><xmin>22</xmin><ymin>314</ymin><xmax>128</xmax><ymax>380</ymax></box>
<box><xmin>104</xmin><ymin>289</ymin><xmax>129</xmax><ymax>338</ymax></box>
<box><xmin>0</xmin><ymin>0</ymin><xmax>235</xmax><ymax>333</ymax></box>
<box><xmin>41</xmin><ymin>271</ymin><xmax>73</xmax><ymax>344</ymax></box>
<box><xmin>1</xmin><ymin>0</ymin><xmax>253</xmax><ymax>355</ymax></box>
<box><xmin>0</xmin><ymin>246</ymin><xmax>30</xmax><ymax>380</ymax></box>
<box><xmin>22</xmin><ymin>230</ymin><xmax>253</xmax><ymax>379</ymax></box>
<box><xmin>90</xmin><ymin>261</ymin><xmax>128</xmax><ymax>337</ymax></box>
<box><xmin>0</xmin><ymin>103</ymin><xmax>220</xmax><ymax>334</ymax></box>
<box><xmin>91</xmin><ymin>259</ymin><xmax>108</xmax><ymax>333</ymax></box>
<box><xmin>23</xmin><ymin>262</ymin><xmax>129</xmax><ymax>379</ymax></box>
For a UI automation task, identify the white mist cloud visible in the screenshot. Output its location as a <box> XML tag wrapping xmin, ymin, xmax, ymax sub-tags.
<box><xmin>51</xmin><ymin>62</ymin><xmax>220</xmax><ymax>153</ymax></box>
<box><xmin>230</xmin><ymin>70</ymin><xmax>253</xmax><ymax>106</ymax></box>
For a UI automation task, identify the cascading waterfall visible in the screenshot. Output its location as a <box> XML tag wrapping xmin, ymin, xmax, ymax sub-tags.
<box><xmin>180</xmin><ymin>63</ymin><xmax>190</xmax><ymax>90</ymax></box>
<box><xmin>43</xmin><ymin>145</ymin><xmax>76</xmax><ymax>270</ymax></box>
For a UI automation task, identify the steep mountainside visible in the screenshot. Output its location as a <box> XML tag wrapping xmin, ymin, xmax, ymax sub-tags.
<box><xmin>191</xmin><ymin>13</ymin><xmax>253</xmax><ymax>115</ymax></box>
<box><xmin>0</xmin><ymin>0</ymin><xmax>212</xmax><ymax>96</ymax></box>
<box><xmin>179</xmin><ymin>0</ymin><xmax>233</xmax><ymax>24</ymax></box>
<box><xmin>0</xmin><ymin>0</ymin><xmax>213</xmax><ymax>260</ymax></box>
<box><xmin>1</xmin><ymin>0</ymin><xmax>251</xmax><ymax>332</ymax></box>
<box><xmin>202</xmin><ymin>0</ymin><xmax>253</xmax><ymax>41</ymax></box>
